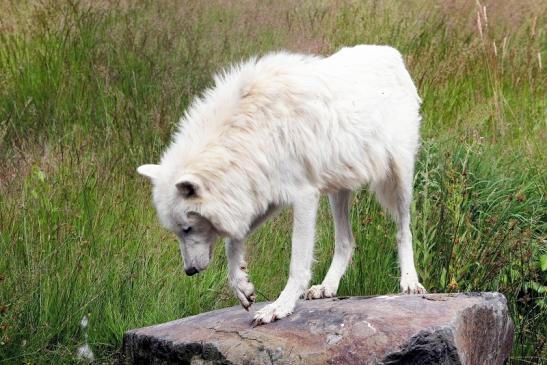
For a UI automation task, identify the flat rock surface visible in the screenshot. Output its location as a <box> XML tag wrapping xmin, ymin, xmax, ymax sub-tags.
<box><xmin>123</xmin><ymin>292</ymin><xmax>514</xmax><ymax>365</ymax></box>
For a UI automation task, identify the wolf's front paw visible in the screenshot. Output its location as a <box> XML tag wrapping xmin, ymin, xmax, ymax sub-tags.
<box><xmin>305</xmin><ymin>284</ymin><xmax>335</xmax><ymax>300</ymax></box>
<box><xmin>400</xmin><ymin>277</ymin><xmax>427</xmax><ymax>294</ymax></box>
<box><xmin>230</xmin><ymin>270</ymin><xmax>256</xmax><ymax>310</ymax></box>
<box><xmin>252</xmin><ymin>300</ymin><xmax>294</xmax><ymax>325</ymax></box>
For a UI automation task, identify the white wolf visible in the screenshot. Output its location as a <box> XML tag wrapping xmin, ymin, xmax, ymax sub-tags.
<box><xmin>138</xmin><ymin>45</ymin><xmax>426</xmax><ymax>324</ymax></box>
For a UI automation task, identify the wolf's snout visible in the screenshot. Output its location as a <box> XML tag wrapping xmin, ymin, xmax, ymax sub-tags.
<box><xmin>185</xmin><ymin>267</ymin><xmax>199</xmax><ymax>276</ymax></box>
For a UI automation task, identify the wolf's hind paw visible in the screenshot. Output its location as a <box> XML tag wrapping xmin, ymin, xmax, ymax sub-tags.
<box><xmin>400</xmin><ymin>280</ymin><xmax>427</xmax><ymax>294</ymax></box>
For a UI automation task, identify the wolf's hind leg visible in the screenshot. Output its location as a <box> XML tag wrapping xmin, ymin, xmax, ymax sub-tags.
<box><xmin>372</xmin><ymin>159</ymin><xmax>426</xmax><ymax>294</ymax></box>
<box><xmin>306</xmin><ymin>189</ymin><xmax>354</xmax><ymax>300</ymax></box>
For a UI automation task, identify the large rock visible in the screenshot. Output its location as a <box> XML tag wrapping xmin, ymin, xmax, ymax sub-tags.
<box><xmin>123</xmin><ymin>293</ymin><xmax>514</xmax><ymax>365</ymax></box>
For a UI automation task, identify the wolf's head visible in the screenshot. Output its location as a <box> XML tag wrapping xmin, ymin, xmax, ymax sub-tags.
<box><xmin>137</xmin><ymin>164</ymin><xmax>220</xmax><ymax>275</ymax></box>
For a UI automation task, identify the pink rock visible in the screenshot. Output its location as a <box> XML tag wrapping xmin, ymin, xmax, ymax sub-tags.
<box><xmin>123</xmin><ymin>292</ymin><xmax>514</xmax><ymax>365</ymax></box>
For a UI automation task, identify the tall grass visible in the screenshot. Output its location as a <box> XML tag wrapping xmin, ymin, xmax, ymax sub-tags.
<box><xmin>0</xmin><ymin>0</ymin><xmax>545</xmax><ymax>363</ymax></box>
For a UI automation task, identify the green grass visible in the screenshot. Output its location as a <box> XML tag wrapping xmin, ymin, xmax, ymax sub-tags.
<box><xmin>0</xmin><ymin>0</ymin><xmax>545</xmax><ymax>363</ymax></box>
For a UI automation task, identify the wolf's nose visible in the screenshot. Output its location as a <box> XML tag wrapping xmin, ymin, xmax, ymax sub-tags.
<box><xmin>185</xmin><ymin>267</ymin><xmax>199</xmax><ymax>276</ymax></box>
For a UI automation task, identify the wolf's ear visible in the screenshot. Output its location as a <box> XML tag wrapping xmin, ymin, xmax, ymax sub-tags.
<box><xmin>175</xmin><ymin>174</ymin><xmax>202</xmax><ymax>198</ymax></box>
<box><xmin>137</xmin><ymin>164</ymin><xmax>162</xmax><ymax>181</ymax></box>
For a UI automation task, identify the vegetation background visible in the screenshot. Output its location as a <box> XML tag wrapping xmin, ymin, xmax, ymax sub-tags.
<box><xmin>0</xmin><ymin>0</ymin><xmax>545</xmax><ymax>363</ymax></box>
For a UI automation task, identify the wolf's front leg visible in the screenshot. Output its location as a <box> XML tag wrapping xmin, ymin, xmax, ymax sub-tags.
<box><xmin>226</xmin><ymin>238</ymin><xmax>256</xmax><ymax>310</ymax></box>
<box><xmin>253</xmin><ymin>190</ymin><xmax>319</xmax><ymax>325</ymax></box>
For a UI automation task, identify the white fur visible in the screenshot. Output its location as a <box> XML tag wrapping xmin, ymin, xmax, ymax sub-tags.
<box><xmin>138</xmin><ymin>45</ymin><xmax>426</xmax><ymax>324</ymax></box>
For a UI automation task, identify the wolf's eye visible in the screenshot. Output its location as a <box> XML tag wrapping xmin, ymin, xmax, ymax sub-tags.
<box><xmin>182</xmin><ymin>226</ymin><xmax>192</xmax><ymax>234</ymax></box>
